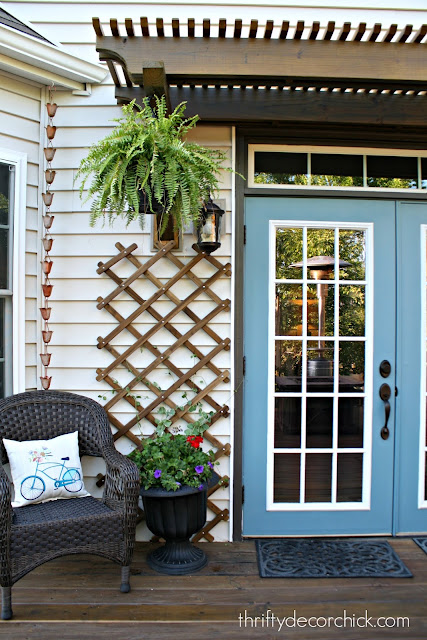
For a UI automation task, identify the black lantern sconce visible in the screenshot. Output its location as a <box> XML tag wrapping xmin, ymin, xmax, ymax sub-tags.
<box><xmin>196</xmin><ymin>198</ymin><xmax>225</xmax><ymax>254</ymax></box>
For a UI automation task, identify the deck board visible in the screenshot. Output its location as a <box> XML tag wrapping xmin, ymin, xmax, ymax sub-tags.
<box><xmin>1</xmin><ymin>539</ymin><xmax>426</xmax><ymax>638</ymax></box>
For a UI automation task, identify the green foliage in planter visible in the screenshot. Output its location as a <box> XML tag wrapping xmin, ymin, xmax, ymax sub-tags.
<box><xmin>75</xmin><ymin>96</ymin><xmax>229</xmax><ymax>234</ymax></box>
<box><xmin>129</xmin><ymin>402</ymin><xmax>218</xmax><ymax>492</ymax></box>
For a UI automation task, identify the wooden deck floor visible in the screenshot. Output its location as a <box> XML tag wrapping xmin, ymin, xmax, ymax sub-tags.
<box><xmin>1</xmin><ymin>539</ymin><xmax>427</xmax><ymax>639</ymax></box>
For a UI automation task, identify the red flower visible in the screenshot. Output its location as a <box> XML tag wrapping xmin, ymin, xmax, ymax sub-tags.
<box><xmin>187</xmin><ymin>435</ymin><xmax>203</xmax><ymax>449</ymax></box>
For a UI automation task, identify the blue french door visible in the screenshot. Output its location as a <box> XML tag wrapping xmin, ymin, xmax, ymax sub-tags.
<box><xmin>243</xmin><ymin>197</ymin><xmax>427</xmax><ymax>536</ymax></box>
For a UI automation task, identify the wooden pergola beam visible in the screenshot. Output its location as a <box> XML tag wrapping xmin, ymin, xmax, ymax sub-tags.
<box><xmin>97</xmin><ymin>36</ymin><xmax>427</xmax><ymax>85</ymax></box>
<box><xmin>115</xmin><ymin>86</ymin><xmax>427</xmax><ymax>126</ymax></box>
<box><xmin>142</xmin><ymin>61</ymin><xmax>170</xmax><ymax>110</ymax></box>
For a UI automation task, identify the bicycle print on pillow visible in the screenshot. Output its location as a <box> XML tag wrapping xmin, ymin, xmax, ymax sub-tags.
<box><xmin>21</xmin><ymin>446</ymin><xmax>83</xmax><ymax>501</ymax></box>
<box><xmin>3</xmin><ymin>431</ymin><xmax>89</xmax><ymax>507</ymax></box>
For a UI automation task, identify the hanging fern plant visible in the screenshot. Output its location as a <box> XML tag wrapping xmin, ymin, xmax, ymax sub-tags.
<box><xmin>75</xmin><ymin>96</ymin><xmax>230</xmax><ymax>235</ymax></box>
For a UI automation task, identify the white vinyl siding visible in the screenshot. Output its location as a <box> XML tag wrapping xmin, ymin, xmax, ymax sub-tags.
<box><xmin>0</xmin><ymin>72</ymin><xmax>39</xmax><ymax>392</ymax></box>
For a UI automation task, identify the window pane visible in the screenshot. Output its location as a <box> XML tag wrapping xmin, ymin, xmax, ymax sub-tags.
<box><xmin>0</xmin><ymin>298</ymin><xmax>3</xmax><ymax>360</ymax></box>
<box><xmin>421</xmin><ymin>158</ymin><xmax>427</xmax><ymax>189</ymax></box>
<box><xmin>367</xmin><ymin>155</ymin><xmax>417</xmax><ymax>189</ymax></box>
<box><xmin>254</xmin><ymin>152</ymin><xmax>308</xmax><ymax>185</ymax></box>
<box><xmin>305</xmin><ymin>453</ymin><xmax>332</xmax><ymax>502</ymax></box>
<box><xmin>0</xmin><ymin>298</ymin><xmax>4</xmax><ymax>399</ymax></box>
<box><xmin>0</xmin><ymin>229</ymin><xmax>8</xmax><ymax>289</ymax></box>
<box><xmin>274</xmin><ymin>398</ymin><xmax>301</xmax><ymax>448</ymax></box>
<box><xmin>0</xmin><ymin>164</ymin><xmax>10</xmax><ymax>226</ymax></box>
<box><xmin>274</xmin><ymin>453</ymin><xmax>300</xmax><ymax>502</ymax></box>
<box><xmin>337</xmin><ymin>453</ymin><xmax>363</xmax><ymax>502</ymax></box>
<box><xmin>311</xmin><ymin>153</ymin><xmax>363</xmax><ymax>187</ymax></box>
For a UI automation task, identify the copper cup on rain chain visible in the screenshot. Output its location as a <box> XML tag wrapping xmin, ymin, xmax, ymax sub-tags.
<box><xmin>40</xmin><ymin>353</ymin><xmax>52</xmax><ymax>367</ymax></box>
<box><xmin>45</xmin><ymin>170</ymin><xmax>56</xmax><ymax>184</ymax></box>
<box><xmin>42</xmin><ymin>237</ymin><xmax>53</xmax><ymax>252</ymax></box>
<box><xmin>42</xmin><ymin>260</ymin><xmax>53</xmax><ymax>275</ymax></box>
<box><xmin>46</xmin><ymin>103</ymin><xmax>57</xmax><ymax>117</ymax></box>
<box><xmin>42</xmin><ymin>284</ymin><xmax>53</xmax><ymax>298</ymax></box>
<box><xmin>44</xmin><ymin>147</ymin><xmax>56</xmax><ymax>162</ymax></box>
<box><xmin>46</xmin><ymin>125</ymin><xmax>56</xmax><ymax>140</ymax></box>
<box><xmin>43</xmin><ymin>215</ymin><xmax>54</xmax><ymax>229</ymax></box>
<box><xmin>40</xmin><ymin>376</ymin><xmax>52</xmax><ymax>390</ymax></box>
<box><xmin>42</xmin><ymin>330</ymin><xmax>53</xmax><ymax>344</ymax></box>
<box><xmin>42</xmin><ymin>192</ymin><xmax>54</xmax><ymax>206</ymax></box>
<box><xmin>40</xmin><ymin>307</ymin><xmax>52</xmax><ymax>321</ymax></box>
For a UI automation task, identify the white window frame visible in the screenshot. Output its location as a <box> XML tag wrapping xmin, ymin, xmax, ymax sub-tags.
<box><xmin>267</xmin><ymin>220</ymin><xmax>374</xmax><ymax>511</ymax></box>
<box><xmin>0</xmin><ymin>147</ymin><xmax>26</xmax><ymax>395</ymax></box>
<box><xmin>248</xmin><ymin>144</ymin><xmax>427</xmax><ymax>191</ymax></box>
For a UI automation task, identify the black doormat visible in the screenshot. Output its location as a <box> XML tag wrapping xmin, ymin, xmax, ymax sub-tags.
<box><xmin>413</xmin><ymin>537</ymin><xmax>427</xmax><ymax>554</ymax></box>
<box><xmin>255</xmin><ymin>539</ymin><xmax>412</xmax><ymax>578</ymax></box>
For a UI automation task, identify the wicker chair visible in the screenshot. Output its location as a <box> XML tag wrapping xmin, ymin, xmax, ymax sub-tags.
<box><xmin>0</xmin><ymin>390</ymin><xmax>140</xmax><ymax>620</ymax></box>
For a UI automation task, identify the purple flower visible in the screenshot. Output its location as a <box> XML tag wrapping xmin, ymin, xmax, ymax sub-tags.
<box><xmin>154</xmin><ymin>469</ymin><xmax>162</xmax><ymax>479</ymax></box>
<box><xmin>198</xmin><ymin>484</ymin><xmax>204</xmax><ymax>491</ymax></box>
<box><xmin>176</xmin><ymin>482</ymin><xmax>181</xmax><ymax>487</ymax></box>
<box><xmin>195</xmin><ymin>465</ymin><xmax>204</xmax><ymax>474</ymax></box>
<box><xmin>208</xmin><ymin>461</ymin><xmax>214</xmax><ymax>469</ymax></box>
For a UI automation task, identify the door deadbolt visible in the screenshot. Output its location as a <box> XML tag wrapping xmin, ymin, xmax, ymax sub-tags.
<box><xmin>379</xmin><ymin>360</ymin><xmax>392</xmax><ymax>378</ymax></box>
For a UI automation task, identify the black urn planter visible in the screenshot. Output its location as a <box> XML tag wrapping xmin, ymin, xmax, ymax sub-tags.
<box><xmin>140</xmin><ymin>473</ymin><xmax>218</xmax><ymax>575</ymax></box>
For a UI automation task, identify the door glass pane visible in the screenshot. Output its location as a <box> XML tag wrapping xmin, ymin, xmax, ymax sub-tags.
<box><xmin>274</xmin><ymin>454</ymin><xmax>300</xmax><ymax>502</ymax></box>
<box><xmin>337</xmin><ymin>453</ymin><xmax>363</xmax><ymax>502</ymax></box>
<box><xmin>339</xmin><ymin>229</ymin><xmax>366</xmax><ymax>280</ymax></box>
<box><xmin>272</xmin><ymin>222</ymin><xmax>369</xmax><ymax>508</ymax></box>
<box><xmin>276</xmin><ymin>228</ymin><xmax>303</xmax><ymax>279</ymax></box>
<box><xmin>275</xmin><ymin>340</ymin><xmax>302</xmax><ymax>392</ymax></box>
<box><xmin>338</xmin><ymin>398</ymin><xmax>364</xmax><ymax>447</ymax></box>
<box><xmin>307</xmin><ymin>228</ymin><xmax>335</xmax><ymax>279</ymax></box>
<box><xmin>275</xmin><ymin>285</ymin><xmax>302</xmax><ymax>335</ymax></box>
<box><xmin>275</xmin><ymin>398</ymin><xmax>301</xmax><ymax>448</ymax></box>
<box><xmin>307</xmin><ymin>340</ymin><xmax>334</xmax><ymax>392</ymax></box>
<box><xmin>305</xmin><ymin>454</ymin><xmax>332</xmax><ymax>502</ymax></box>
<box><xmin>307</xmin><ymin>284</ymin><xmax>334</xmax><ymax>336</ymax></box>
<box><xmin>306</xmin><ymin>397</ymin><xmax>333</xmax><ymax>448</ymax></box>
<box><xmin>339</xmin><ymin>285</ymin><xmax>365</xmax><ymax>336</ymax></box>
<box><xmin>339</xmin><ymin>341</ymin><xmax>365</xmax><ymax>392</ymax></box>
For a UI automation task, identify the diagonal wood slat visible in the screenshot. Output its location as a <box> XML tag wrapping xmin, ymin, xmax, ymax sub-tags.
<box><xmin>97</xmin><ymin>296</ymin><xmax>225</xmax><ymax>413</ymax></box>
<box><xmin>96</xmin><ymin>243</ymin><xmax>232</xmax><ymax>541</ymax></box>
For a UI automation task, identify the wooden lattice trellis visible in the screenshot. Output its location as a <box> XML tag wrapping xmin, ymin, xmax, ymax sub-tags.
<box><xmin>96</xmin><ymin>240</ymin><xmax>231</xmax><ymax>541</ymax></box>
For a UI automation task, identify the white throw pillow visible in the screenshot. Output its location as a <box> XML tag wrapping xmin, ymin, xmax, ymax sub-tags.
<box><xmin>3</xmin><ymin>431</ymin><xmax>89</xmax><ymax>508</ymax></box>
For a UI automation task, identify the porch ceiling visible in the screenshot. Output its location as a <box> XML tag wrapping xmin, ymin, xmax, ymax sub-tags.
<box><xmin>93</xmin><ymin>17</ymin><xmax>427</xmax><ymax>125</ymax></box>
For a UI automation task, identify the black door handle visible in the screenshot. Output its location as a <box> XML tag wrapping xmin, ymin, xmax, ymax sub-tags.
<box><xmin>379</xmin><ymin>383</ymin><xmax>391</xmax><ymax>440</ymax></box>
